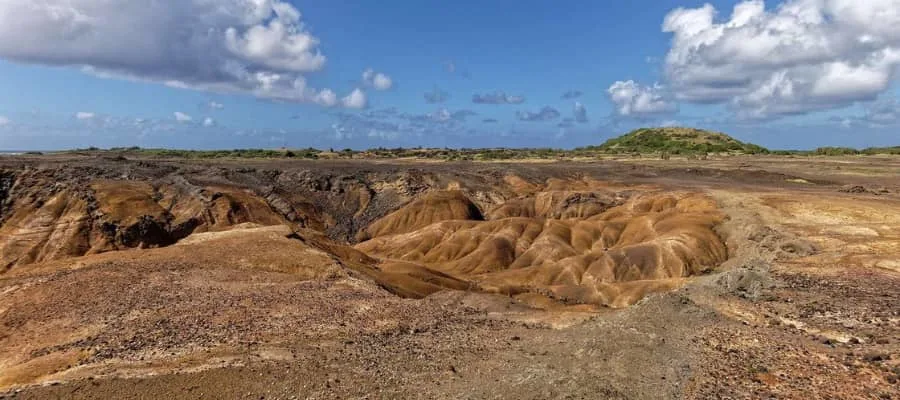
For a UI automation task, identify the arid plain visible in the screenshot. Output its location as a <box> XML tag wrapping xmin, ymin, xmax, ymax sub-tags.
<box><xmin>0</xmin><ymin>153</ymin><xmax>898</xmax><ymax>399</ymax></box>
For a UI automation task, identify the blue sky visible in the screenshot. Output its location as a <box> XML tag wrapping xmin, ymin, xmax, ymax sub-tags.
<box><xmin>0</xmin><ymin>0</ymin><xmax>898</xmax><ymax>150</ymax></box>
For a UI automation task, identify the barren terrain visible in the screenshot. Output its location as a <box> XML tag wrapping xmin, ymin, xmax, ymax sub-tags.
<box><xmin>0</xmin><ymin>153</ymin><xmax>898</xmax><ymax>399</ymax></box>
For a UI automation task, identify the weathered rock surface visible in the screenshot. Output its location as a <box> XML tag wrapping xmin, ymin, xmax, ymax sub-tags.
<box><xmin>1</xmin><ymin>154</ymin><xmax>898</xmax><ymax>399</ymax></box>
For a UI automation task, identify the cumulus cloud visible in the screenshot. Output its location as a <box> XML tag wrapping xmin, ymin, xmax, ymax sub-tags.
<box><xmin>174</xmin><ymin>112</ymin><xmax>193</xmax><ymax>122</ymax></box>
<box><xmin>362</xmin><ymin>68</ymin><xmax>393</xmax><ymax>91</ymax></box>
<box><xmin>661</xmin><ymin>0</ymin><xmax>900</xmax><ymax>119</ymax></box>
<box><xmin>607</xmin><ymin>80</ymin><xmax>677</xmax><ymax>117</ymax></box>
<box><xmin>473</xmin><ymin>91</ymin><xmax>526</xmax><ymax>105</ymax></box>
<box><xmin>0</xmin><ymin>0</ymin><xmax>363</xmax><ymax>107</ymax></box>
<box><xmin>314</xmin><ymin>89</ymin><xmax>338</xmax><ymax>107</ymax></box>
<box><xmin>341</xmin><ymin>89</ymin><xmax>368</xmax><ymax>109</ymax></box>
<box><xmin>516</xmin><ymin>106</ymin><xmax>561</xmax><ymax>122</ymax></box>
<box><xmin>573</xmin><ymin>102</ymin><xmax>588</xmax><ymax>123</ymax></box>
<box><xmin>75</xmin><ymin>112</ymin><xmax>95</xmax><ymax>120</ymax></box>
<box><xmin>208</xmin><ymin>101</ymin><xmax>224</xmax><ymax>110</ymax></box>
<box><xmin>203</xmin><ymin>117</ymin><xmax>215</xmax><ymax>127</ymax></box>
<box><xmin>0</xmin><ymin>116</ymin><xmax>8</xmax><ymax>126</ymax></box>
<box><xmin>373</xmin><ymin>75</ymin><xmax>393</xmax><ymax>91</ymax></box>
<box><xmin>562</xmin><ymin>90</ymin><xmax>584</xmax><ymax>99</ymax></box>
<box><xmin>424</xmin><ymin>86</ymin><xmax>450</xmax><ymax>104</ymax></box>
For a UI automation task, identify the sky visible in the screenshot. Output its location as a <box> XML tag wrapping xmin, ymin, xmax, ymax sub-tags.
<box><xmin>0</xmin><ymin>0</ymin><xmax>899</xmax><ymax>150</ymax></box>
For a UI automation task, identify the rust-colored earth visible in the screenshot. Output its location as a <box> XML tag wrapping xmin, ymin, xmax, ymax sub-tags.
<box><xmin>0</xmin><ymin>154</ymin><xmax>898</xmax><ymax>399</ymax></box>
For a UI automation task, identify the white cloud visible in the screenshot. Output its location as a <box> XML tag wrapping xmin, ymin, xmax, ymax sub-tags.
<box><xmin>174</xmin><ymin>112</ymin><xmax>193</xmax><ymax>122</ymax></box>
<box><xmin>661</xmin><ymin>0</ymin><xmax>900</xmax><ymax>119</ymax></box>
<box><xmin>203</xmin><ymin>117</ymin><xmax>215</xmax><ymax>127</ymax></box>
<box><xmin>341</xmin><ymin>89</ymin><xmax>368</xmax><ymax>109</ymax></box>
<box><xmin>0</xmin><ymin>116</ymin><xmax>8</xmax><ymax>126</ymax></box>
<box><xmin>224</xmin><ymin>20</ymin><xmax>324</xmax><ymax>73</ymax></box>
<box><xmin>314</xmin><ymin>89</ymin><xmax>338</xmax><ymax>107</ymax></box>
<box><xmin>0</xmin><ymin>0</ymin><xmax>361</xmax><ymax>107</ymax></box>
<box><xmin>607</xmin><ymin>81</ymin><xmax>677</xmax><ymax>117</ymax></box>
<box><xmin>362</xmin><ymin>68</ymin><xmax>393</xmax><ymax>91</ymax></box>
<box><xmin>208</xmin><ymin>101</ymin><xmax>224</xmax><ymax>110</ymax></box>
<box><xmin>75</xmin><ymin>112</ymin><xmax>95</xmax><ymax>120</ymax></box>
<box><xmin>373</xmin><ymin>74</ymin><xmax>393</xmax><ymax>91</ymax></box>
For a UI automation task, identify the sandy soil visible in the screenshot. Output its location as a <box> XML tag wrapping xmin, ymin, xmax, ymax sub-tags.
<box><xmin>0</xmin><ymin>154</ymin><xmax>898</xmax><ymax>399</ymax></box>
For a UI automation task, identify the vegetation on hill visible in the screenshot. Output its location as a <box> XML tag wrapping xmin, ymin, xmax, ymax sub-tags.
<box><xmin>577</xmin><ymin>127</ymin><xmax>769</xmax><ymax>155</ymax></box>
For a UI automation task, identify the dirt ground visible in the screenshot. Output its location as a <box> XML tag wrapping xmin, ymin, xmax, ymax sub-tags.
<box><xmin>0</xmin><ymin>154</ymin><xmax>898</xmax><ymax>399</ymax></box>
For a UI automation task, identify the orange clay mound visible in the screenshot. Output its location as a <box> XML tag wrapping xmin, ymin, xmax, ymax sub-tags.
<box><xmin>0</xmin><ymin>180</ymin><xmax>288</xmax><ymax>271</ymax></box>
<box><xmin>355</xmin><ymin>190</ymin><xmax>483</xmax><ymax>241</ymax></box>
<box><xmin>0</xmin><ymin>189</ymin><xmax>93</xmax><ymax>268</ymax></box>
<box><xmin>0</xmin><ymin>169</ymin><xmax>728</xmax><ymax>310</ymax></box>
<box><xmin>12</xmin><ymin>224</ymin><xmax>345</xmax><ymax>279</ymax></box>
<box><xmin>486</xmin><ymin>190</ymin><xmax>627</xmax><ymax>219</ymax></box>
<box><xmin>356</xmin><ymin>192</ymin><xmax>728</xmax><ymax>308</ymax></box>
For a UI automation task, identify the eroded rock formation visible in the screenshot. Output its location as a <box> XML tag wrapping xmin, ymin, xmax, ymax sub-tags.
<box><xmin>0</xmin><ymin>161</ymin><xmax>729</xmax><ymax>308</ymax></box>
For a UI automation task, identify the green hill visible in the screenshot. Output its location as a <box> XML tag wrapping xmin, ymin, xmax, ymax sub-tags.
<box><xmin>583</xmin><ymin>127</ymin><xmax>769</xmax><ymax>155</ymax></box>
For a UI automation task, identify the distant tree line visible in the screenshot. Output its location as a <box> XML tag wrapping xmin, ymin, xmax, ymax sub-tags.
<box><xmin>61</xmin><ymin>130</ymin><xmax>899</xmax><ymax>161</ymax></box>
